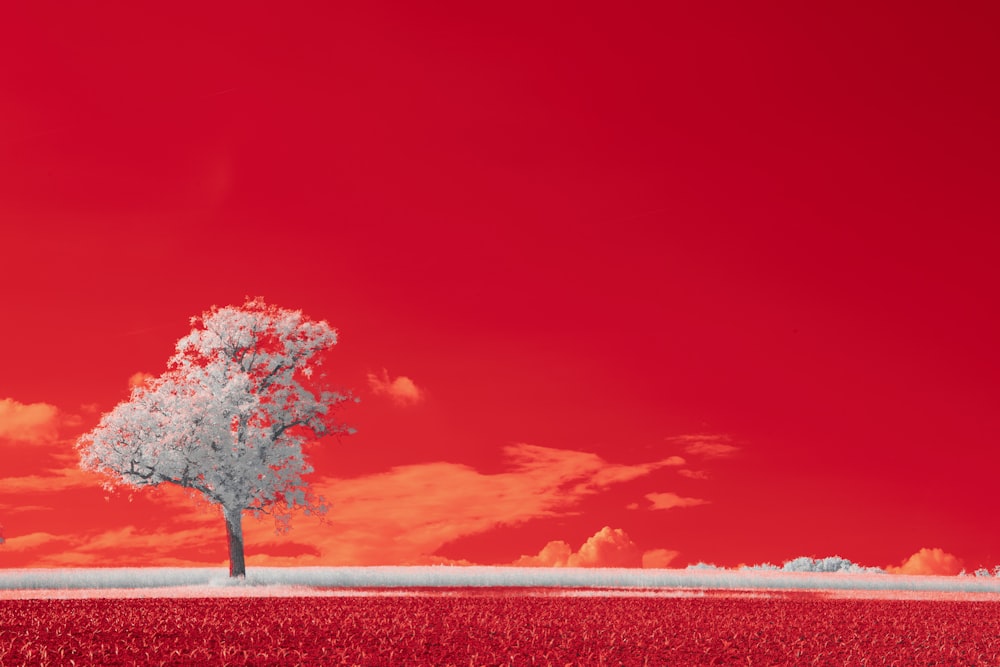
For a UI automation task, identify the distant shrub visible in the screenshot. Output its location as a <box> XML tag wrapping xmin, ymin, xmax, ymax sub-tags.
<box><xmin>780</xmin><ymin>556</ymin><xmax>885</xmax><ymax>574</ymax></box>
<box><xmin>685</xmin><ymin>562</ymin><xmax>722</xmax><ymax>570</ymax></box>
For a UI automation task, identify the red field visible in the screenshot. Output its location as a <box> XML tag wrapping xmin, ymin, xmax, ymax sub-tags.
<box><xmin>1</xmin><ymin>592</ymin><xmax>997</xmax><ymax>665</ymax></box>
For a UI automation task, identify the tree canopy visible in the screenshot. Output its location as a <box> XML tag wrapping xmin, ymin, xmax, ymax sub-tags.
<box><xmin>77</xmin><ymin>298</ymin><xmax>354</xmax><ymax>575</ymax></box>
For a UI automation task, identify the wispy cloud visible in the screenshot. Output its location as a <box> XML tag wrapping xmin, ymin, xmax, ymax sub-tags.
<box><xmin>669</xmin><ymin>434</ymin><xmax>739</xmax><ymax>459</ymax></box>
<box><xmin>237</xmin><ymin>443</ymin><xmax>680</xmax><ymax>566</ymax></box>
<box><xmin>0</xmin><ymin>532</ymin><xmax>68</xmax><ymax>554</ymax></box>
<box><xmin>0</xmin><ymin>503</ymin><xmax>51</xmax><ymax>514</ymax></box>
<box><xmin>7</xmin><ymin>522</ymin><xmax>223</xmax><ymax>568</ymax></box>
<box><xmin>11</xmin><ymin>443</ymin><xmax>687</xmax><ymax>568</ymax></box>
<box><xmin>644</xmin><ymin>491</ymin><xmax>709</xmax><ymax>510</ymax></box>
<box><xmin>0</xmin><ymin>468</ymin><xmax>98</xmax><ymax>494</ymax></box>
<box><xmin>367</xmin><ymin>369</ymin><xmax>424</xmax><ymax>406</ymax></box>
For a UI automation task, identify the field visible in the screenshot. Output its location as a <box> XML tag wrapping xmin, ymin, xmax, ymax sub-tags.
<box><xmin>3</xmin><ymin>590</ymin><xmax>999</xmax><ymax>666</ymax></box>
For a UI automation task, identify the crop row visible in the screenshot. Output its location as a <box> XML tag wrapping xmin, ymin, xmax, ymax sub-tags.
<box><xmin>1</xmin><ymin>593</ymin><xmax>999</xmax><ymax>665</ymax></box>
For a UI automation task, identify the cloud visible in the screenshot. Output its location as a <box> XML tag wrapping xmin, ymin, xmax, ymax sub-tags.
<box><xmin>82</xmin><ymin>524</ymin><xmax>218</xmax><ymax>556</ymax></box>
<box><xmin>237</xmin><ymin>443</ymin><xmax>681</xmax><ymax>566</ymax></box>
<box><xmin>18</xmin><ymin>523</ymin><xmax>223</xmax><ymax>568</ymax></box>
<box><xmin>0</xmin><ymin>532</ymin><xmax>67</xmax><ymax>553</ymax></box>
<box><xmin>678</xmin><ymin>469</ymin><xmax>709</xmax><ymax>480</ymax></box>
<box><xmin>514</xmin><ymin>527</ymin><xmax>643</xmax><ymax>568</ymax></box>
<box><xmin>589</xmin><ymin>457</ymin><xmax>684</xmax><ymax>487</ymax></box>
<box><xmin>128</xmin><ymin>372</ymin><xmax>155</xmax><ymax>389</ymax></box>
<box><xmin>0</xmin><ymin>503</ymin><xmax>52</xmax><ymax>514</ymax></box>
<box><xmin>14</xmin><ymin>443</ymin><xmax>680</xmax><ymax>568</ymax></box>
<box><xmin>513</xmin><ymin>539</ymin><xmax>573</xmax><ymax>567</ymax></box>
<box><xmin>887</xmin><ymin>548</ymin><xmax>964</xmax><ymax>576</ymax></box>
<box><xmin>668</xmin><ymin>434</ymin><xmax>739</xmax><ymax>459</ymax></box>
<box><xmin>642</xmin><ymin>548</ymin><xmax>681</xmax><ymax>569</ymax></box>
<box><xmin>513</xmin><ymin>527</ymin><xmax>680</xmax><ymax>569</ymax></box>
<box><xmin>367</xmin><ymin>369</ymin><xmax>424</xmax><ymax>406</ymax></box>
<box><xmin>0</xmin><ymin>398</ymin><xmax>60</xmax><ymax>443</ymax></box>
<box><xmin>0</xmin><ymin>468</ymin><xmax>99</xmax><ymax>494</ymax></box>
<box><xmin>572</xmin><ymin>527</ymin><xmax>643</xmax><ymax>567</ymax></box>
<box><xmin>645</xmin><ymin>491</ymin><xmax>709</xmax><ymax>510</ymax></box>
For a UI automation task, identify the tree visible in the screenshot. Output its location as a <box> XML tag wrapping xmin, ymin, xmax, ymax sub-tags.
<box><xmin>76</xmin><ymin>298</ymin><xmax>355</xmax><ymax>577</ymax></box>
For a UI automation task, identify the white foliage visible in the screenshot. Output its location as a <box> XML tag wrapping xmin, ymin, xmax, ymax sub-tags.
<box><xmin>738</xmin><ymin>556</ymin><xmax>885</xmax><ymax>574</ymax></box>
<box><xmin>780</xmin><ymin>556</ymin><xmax>885</xmax><ymax>574</ymax></box>
<box><xmin>77</xmin><ymin>299</ymin><xmax>353</xmax><ymax>524</ymax></box>
<box><xmin>740</xmin><ymin>562</ymin><xmax>781</xmax><ymax>571</ymax></box>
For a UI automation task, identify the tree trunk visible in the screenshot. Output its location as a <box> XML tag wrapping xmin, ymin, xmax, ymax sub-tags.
<box><xmin>224</xmin><ymin>506</ymin><xmax>246</xmax><ymax>578</ymax></box>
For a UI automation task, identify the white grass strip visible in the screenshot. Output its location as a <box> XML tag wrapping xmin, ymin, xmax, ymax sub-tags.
<box><xmin>3</xmin><ymin>567</ymin><xmax>1000</xmax><ymax>599</ymax></box>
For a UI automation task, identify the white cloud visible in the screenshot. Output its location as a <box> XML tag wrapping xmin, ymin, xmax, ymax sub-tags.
<box><xmin>572</xmin><ymin>527</ymin><xmax>642</xmax><ymax>567</ymax></box>
<box><xmin>367</xmin><ymin>369</ymin><xmax>424</xmax><ymax>406</ymax></box>
<box><xmin>514</xmin><ymin>527</ymin><xmax>642</xmax><ymax>568</ymax></box>
<box><xmin>887</xmin><ymin>548</ymin><xmax>964</xmax><ymax>576</ymax></box>
<box><xmin>645</xmin><ymin>491</ymin><xmax>709</xmax><ymax>510</ymax></box>
<box><xmin>642</xmin><ymin>548</ymin><xmax>681</xmax><ymax>569</ymax></box>
<box><xmin>513</xmin><ymin>526</ymin><xmax>681</xmax><ymax>570</ymax></box>
<box><xmin>513</xmin><ymin>539</ymin><xmax>573</xmax><ymax>567</ymax></box>
<box><xmin>0</xmin><ymin>398</ymin><xmax>60</xmax><ymax>443</ymax></box>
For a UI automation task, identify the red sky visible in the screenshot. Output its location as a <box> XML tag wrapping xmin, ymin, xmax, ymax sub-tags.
<box><xmin>1</xmin><ymin>2</ymin><xmax>998</xmax><ymax>574</ymax></box>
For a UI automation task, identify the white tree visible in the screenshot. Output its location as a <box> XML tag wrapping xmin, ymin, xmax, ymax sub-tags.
<box><xmin>76</xmin><ymin>298</ymin><xmax>355</xmax><ymax>577</ymax></box>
